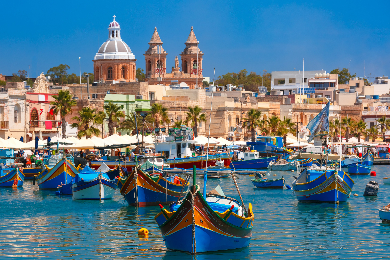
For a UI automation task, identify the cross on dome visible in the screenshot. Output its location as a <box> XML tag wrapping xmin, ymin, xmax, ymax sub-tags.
<box><xmin>109</xmin><ymin>15</ymin><xmax>120</xmax><ymax>29</ymax></box>
<box><xmin>113</xmin><ymin>15</ymin><xmax>116</xmax><ymax>20</ymax></box>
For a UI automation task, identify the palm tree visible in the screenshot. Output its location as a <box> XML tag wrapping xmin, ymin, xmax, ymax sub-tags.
<box><xmin>242</xmin><ymin>109</ymin><xmax>262</xmax><ymax>142</ymax></box>
<box><xmin>104</xmin><ymin>102</ymin><xmax>125</xmax><ymax>136</ymax></box>
<box><xmin>50</xmin><ymin>90</ymin><xmax>77</xmax><ymax>138</ymax></box>
<box><xmin>95</xmin><ymin>111</ymin><xmax>106</xmax><ymax>138</ymax></box>
<box><xmin>267</xmin><ymin>116</ymin><xmax>281</xmax><ymax>136</ymax></box>
<box><xmin>341</xmin><ymin>117</ymin><xmax>354</xmax><ymax>142</ymax></box>
<box><xmin>150</xmin><ymin>103</ymin><xmax>170</xmax><ymax>128</ymax></box>
<box><xmin>355</xmin><ymin>120</ymin><xmax>367</xmax><ymax>143</ymax></box>
<box><xmin>173</xmin><ymin>119</ymin><xmax>183</xmax><ymax>128</ymax></box>
<box><xmin>71</xmin><ymin>107</ymin><xmax>100</xmax><ymax>138</ymax></box>
<box><xmin>119</xmin><ymin>114</ymin><xmax>141</xmax><ymax>135</ymax></box>
<box><xmin>368</xmin><ymin>126</ymin><xmax>379</xmax><ymax>142</ymax></box>
<box><xmin>185</xmin><ymin>106</ymin><xmax>206</xmax><ymax>138</ymax></box>
<box><xmin>278</xmin><ymin>117</ymin><xmax>296</xmax><ymax>146</ymax></box>
<box><xmin>329</xmin><ymin>118</ymin><xmax>341</xmax><ymax>142</ymax></box>
<box><xmin>377</xmin><ymin>116</ymin><xmax>388</xmax><ymax>141</ymax></box>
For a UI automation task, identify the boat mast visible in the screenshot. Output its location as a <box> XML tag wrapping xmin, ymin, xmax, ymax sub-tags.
<box><xmin>206</xmin><ymin>92</ymin><xmax>213</xmax><ymax>170</ymax></box>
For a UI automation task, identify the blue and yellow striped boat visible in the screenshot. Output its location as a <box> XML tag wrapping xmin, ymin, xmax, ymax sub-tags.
<box><xmin>37</xmin><ymin>157</ymin><xmax>78</xmax><ymax>190</ymax></box>
<box><xmin>0</xmin><ymin>168</ymin><xmax>24</xmax><ymax>187</ymax></box>
<box><xmin>292</xmin><ymin>168</ymin><xmax>354</xmax><ymax>202</ymax></box>
<box><xmin>155</xmin><ymin>185</ymin><xmax>254</xmax><ymax>253</ymax></box>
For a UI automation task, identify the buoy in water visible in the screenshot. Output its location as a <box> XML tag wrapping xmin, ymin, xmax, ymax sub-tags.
<box><xmin>353</xmin><ymin>193</ymin><xmax>358</xmax><ymax>196</ymax></box>
<box><xmin>371</xmin><ymin>171</ymin><xmax>376</xmax><ymax>176</ymax></box>
<box><xmin>138</xmin><ymin>228</ymin><xmax>149</xmax><ymax>237</ymax></box>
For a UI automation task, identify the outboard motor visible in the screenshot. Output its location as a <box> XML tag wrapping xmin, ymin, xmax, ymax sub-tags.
<box><xmin>363</xmin><ymin>181</ymin><xmax>379</xmax><ymax>196</ymax></box>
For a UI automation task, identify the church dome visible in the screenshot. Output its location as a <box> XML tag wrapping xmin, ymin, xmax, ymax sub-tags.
<box><xmin>94</xmin><ymin>16</ymin><xmax>135</xmax><ymax>60</ymax></box>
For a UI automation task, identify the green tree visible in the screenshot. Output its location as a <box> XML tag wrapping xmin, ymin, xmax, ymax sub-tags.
<box><xmin>330</xmin><ymin>68</ymin><xmax>356</xmax><ymax>84</ymax></box>
<box><xmin>46</xmin><ymin>64</ymin><xmax>70</xmax><ymax>84</ymax></box>
<box><xmin>173</xmin><ymin>119</ymin><xmax>183</xmax><ymax>128</ymax></box>
<box><xmin>377</xmin><ymin>116</ymin><xmax>388</xmax><ymax>141</ymax></box>
<box><xmin>104</xmin><ymin>102</ymin><xmax>125</xmax><ymax>136</ymax></box>
<box><xmin>329</xmin><ymin>118</ymin><xmax>341</xmax><ymax>142</ymax></box>
<box><xmin>354</xmin><ymin>120</ymin><xmax>367</xmax><ymax>143</ymax></box>
<box><xmin>203</xmin><ymin>81</ymin><xmax>209</xmax><ymax>88</ymax></box>
<box><xmin>136</xmin><ymin>68</ymin><xmax>146</xmax><ymax>82</ymax></box>
<box><xmin>150</xmin><ymin>103</ymin><xmax>168</xmax><ymax>128</ymax></box>
<box><xmin>277</xmin><ymin>117</ymin><xmax>296</xmax><ymax>146</ymax></box>
<box><xmin>242</xmin><ymin>109</ymin><xmax>262</xmax><ymax>142</ymax></box>
<box><xmin>185</xmin><ymin>106</ymin><xmax>206</xmax><ymax>138</ymax></box>
<box><xmin>267</xmin><ymin>116</ymin><xmax>281</xmax><ymax>136</ymax></box>
<box><xmin>95</xmin><ymin>111</ymin><xmax>106</xmax><ymax>138</ymax></box>
<box><xmin>50</xmin><ymin>90</ymin><xmax>77</xmax><ymax>138</ymax></box>
<box><xmin>368</xmin><ymin>126</ymin><xmax>379</xmax><ymax>142</ymax></box>
<box><xmin>119</xmin><ymin>114</ymin><xmax>141</xmax><ymax>135</ymax></box>
<box><xmin>341</xmin><ymin>117</ymin><xmax>354</xmax><ymax>142</ymax></box>
<box><xmin>71</xmin><ymin>107</ymin><xmax>100</xmax><ymax>138</ymax></box>
<box><xmin>0</xmin><ymin>80</ymin><xmax>6</xmax><ymax>86</ymax></box>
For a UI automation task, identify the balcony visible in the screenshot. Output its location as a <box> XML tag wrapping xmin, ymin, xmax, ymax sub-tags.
<box><xmin>0</xmin><ymin>121</ymin><xmax>9</xmax><ymax>129</ymax></box>
<box><xmin>29</xmin><ymin>120</ymin><xmax>61</xmax><ymax>129</ymax></box>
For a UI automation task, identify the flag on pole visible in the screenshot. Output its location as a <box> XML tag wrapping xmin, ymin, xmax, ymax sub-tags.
<box><xmin>306</xmin><ymin>102</ymin><xmax>330</xmax><ymax>142</ymax></box>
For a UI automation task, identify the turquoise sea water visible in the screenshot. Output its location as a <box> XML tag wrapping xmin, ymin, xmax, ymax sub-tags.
<box><xmin>1</xmin><ymin>165</ymin><xmax>390</xmax><ymax>259</ymax></box>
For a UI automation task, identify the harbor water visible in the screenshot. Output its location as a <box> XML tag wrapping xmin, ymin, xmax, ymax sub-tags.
<box><xmin>1</xmin><ymin>165</ymin><xmax>390</xmax><ymax>259</ymax></box>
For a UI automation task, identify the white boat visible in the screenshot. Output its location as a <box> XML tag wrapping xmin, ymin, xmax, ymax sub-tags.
<box><xmin>72</xmin><ymin>166</ymin><xmax>117</xmax><ymax>200</ymax></box>
<box><xmin>268</xmin><ymin>159</ymin><xmax>298</xmax><ymax>171</ymax></box>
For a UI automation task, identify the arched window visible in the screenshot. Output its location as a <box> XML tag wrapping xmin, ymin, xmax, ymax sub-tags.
<box><xmin>121</xmin><ymin>66</ymin><xmax>126</xmax><ymax>78</ymax></box>
<box><xmin>183</xmin><ymin>60</ymin><xmax>188</xmax><ymax>73</ymax></box>
<box><xmin>107</xmin><ymin>67</ymin><xmax>113</xmax><ymax>80</ymax></box>
<box><xmin>147</xmin><ymin>60</ymin><xmax>152</xmax><ymax>73</ymax></box>
<box><xmin>157</xmin><ymin>60</ymin><xmax>162</xmax><ymax>69</ymax></box>
<box><xmin>14</xmin><ymin>104</ymin><xmax>21</xmax><ymax>123</ymax></box>
<box><xmin>30</xmin><ymin>108</ymin><xmax>39</xmax><ymax>127</ymax></box>
<box><xmin>112</xmin><ymin>31</ymin><xmax>114</xmax><ymax>38</ymax></box>
<box><xmin>116</xmin><ymin>31</ymin><xmax>118</xmax><ymax>37</ymax></box>
<box><xmin>193</xmin><ymin>60</ymin><xmax>197</xmax><ymax>69</ymax></box>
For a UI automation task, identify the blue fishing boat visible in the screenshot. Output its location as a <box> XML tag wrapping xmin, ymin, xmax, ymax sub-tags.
<box><xmin>72</xmin><ymin>166</ymin><xmax>117</xmax><ymax>200</ymax></box>
<box><xmin>155</xmin><ymin>168</ymin><xmax>254</xmax><ymax>253</ymax></box>
<box><xmin>37</xmin><ymin>155</ymin><xmax>78</xmax><ymax>190</ymax></box>
<box><xmin>0</xmin><ymin>167</ymin><xmax>24</xmax><ymax>187</ymax></box>
<box><xmin>252</xmin><ymin>176</ymin><xmax>285</xmax><ymax>188</ymax></box>
<box><xmin>230</xmin><ymin>150</ymin><xmax>277</xmax><ymax>169</ymax></box>
<box><xmin>347</xmin><ymin>164</ymin><xmax>371</xmax><ymax>175</ymax></box>
<box><xmin>292</xmin><ymin>166</ymin><xmax>354</xmax><ymax>202</ymax></box>
<box><xmin>118</xmin><ymin>167</ymin><xmax>188</xmax><ymax>206</ymax></box>
<box><xmin>247</xmin><ymin>136</ymin><xmax>288</xmax><ymax>157</ymax></box>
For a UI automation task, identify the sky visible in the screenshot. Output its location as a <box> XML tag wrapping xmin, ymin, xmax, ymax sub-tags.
<box><xmin>2</xmin><ymin>0</ymin><xmax>390</xmax><ymax>81</ymax></box>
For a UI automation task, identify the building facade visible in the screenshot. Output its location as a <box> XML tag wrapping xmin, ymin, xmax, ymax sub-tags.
<box><xmin>93</xmin><ymin>16</ymin><xmax>136</xmax><ymax>83</ymax></box>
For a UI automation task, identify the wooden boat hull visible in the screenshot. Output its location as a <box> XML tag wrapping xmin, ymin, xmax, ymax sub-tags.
<box><xmin>119</xmin><ymin>168</ymin><xmax>188</xmax><ymax>207</ymax></box>
<box><xmin>0</xmin><ymin>168</ymin><xmax>24</xmax><ymax>187</ymax></box>
<box><xmin>379</xmin><ymin>209</ymin><xmax>390</xmax><ymax>222</ymax></box>
<box><xmin>155</xmin><ymin>188</ymin><xmax>254</xmax><ymax>253</ymax></box>
<box><xmin>293</xmin><ymin>170</ymin><xmax>354</xmax><ymax>202</ymax></box>
<box><xmin>230</xmin><ymin>156</ymin><xmax>277</xmax><ymax>169</ymax></box>
<box><xmin>348</xmin><ymin>164</ymin><xmax>371</xmax><ymax>175</ymax></box>
<box><xmin>252</xmin><ymin>178</ymin><xmax>284</xmax><ymax>188</ymax></box>
<box><xmin>72</xmin><ymin>177</ymin><xmax>117</xmax><ymax>200</ymax></box>
<box><xmin>22</xmin><ymin>168</ymin><xmax>41</xmax><ymax>180</ymax></box>
<box><xmin>37</xmin><ymin>159</ymin><xmax>78</xmax><ymax>190</ymax></box>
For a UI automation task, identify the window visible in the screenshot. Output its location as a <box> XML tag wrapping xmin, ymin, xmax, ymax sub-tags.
<box><xmin>149</xmin><ymin>92</ymin><xmax>155</xmax><ymax>101</ymax></box>
<box><xmin>182</xmin><ymin>143</ymin><xmax>186</xmax><ymax>148</ymax></box>
<box><xmin>14</xmin><ymin>104</ymin><xmax>21</xmax><ymax>123</ymax></box>
<box><xmin>112</xmin><ymin>31</ymin><xmax>114</xmax><ymax>37</ymax></box>
<box><xmin>147</xmin><ymin>60</ymin><xmax>152</xmax><ymax>73</ymax></box>
<box><xmin>121</xmin><ymin>66</ymin><xmax>126</xmax><ymax>78</ymax></box>
<box><xmin>193</xmin><ymin>60</ymin><xmax>197</xmax><ymax>69</ymax></box>
<box><xmin>183</xmin><ymin>60</ymin><xmax>188</xmax><ymax>73</ymax></box>
<box><xmin>107</xmin><ymin>67</ymin><xmax>113</xmax><ymax>80</ymax></box>
<box><xmin>30</xmin><ymin>108</ymin><xmax>39</xmax><ymax>127</ymax></box>
<box><xmin>156</xmin><ymin>60</ymin><xmax>162</xmax><ymax>69</ymax></box>
<box><xmin>92</xmin><ymin>94</ymin><xmax>98</xmax><ymax>99</ymax></box>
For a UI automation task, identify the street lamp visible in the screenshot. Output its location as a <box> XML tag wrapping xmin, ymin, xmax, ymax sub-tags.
<box><xmin>79</xmin><ymin>57</ymin><xmax>81</xmax><ymax>84</ymax></box>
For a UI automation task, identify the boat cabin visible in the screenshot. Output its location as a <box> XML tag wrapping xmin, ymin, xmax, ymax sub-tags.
<box><xmin>247</xmin><ymin>136</ymin><xmax>284</xmax><ymax>153</ymax></box>
<box><xmin>155</xmin><ymin>126</ymin><xmax>196</xmax><ymax>160</ymax></box>
<box><xmin>242</xmin><ymin>150</ymin><xmax>259</xmax><ymax>161</ymax></box>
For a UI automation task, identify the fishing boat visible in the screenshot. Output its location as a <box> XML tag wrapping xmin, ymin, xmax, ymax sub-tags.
<box><xmin>230</xmin><ymin>150</ymin><xmax>277</xmax><ymax>170</ymax></box>
<box><xmin>37</xmin><ymin>154</ymin><xmax>78</xmax><ymax>190</ymax></box>
<box><xmin>292</xmin><ymin>154</ymin><xmax>354</xmax><ymax>202</ymax></box>
<box><xmin>0</xmin><ymin>167</ymin><xmax>24</xmax><ymax>187</ymax></box>
<box><xmin>118</xmin><ymin>167</ymin><xmax>188</xmax><ymax>206</ymax></box>
<box><xmin>347</xmin><ymin>164</ymin><xmax>371</xmax><ymax>175</ymax></box>
<box><xmin>379</xmin><ymin>204</ymin><xmax>390</xmax><ymax>222</ymax></box>
<box><xmin>155</xmin><ymin>167</ymin><xmax>254</xmax><ymax>253</ymax></box>
<box><xmin>72</xmin><ymin>166</ymin><xmax>117</xmax><ymax>200</ymax></box>
<box><xmin>252</xmin><ymin>176</ymin><xmax>285</xmax><ymax>188</ymax></box>
<box><xmin>247</xmin><ymin>136</ymin><xmax>288</xmax><ymax>157</ymax></box>
<box><xmin>268</xmin><ymin>159</ymin><xmax>298</xmax><ymax>171</ymax></box>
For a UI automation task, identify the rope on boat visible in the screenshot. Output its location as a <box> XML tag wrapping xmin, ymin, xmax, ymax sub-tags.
<box><xmin>175</xmin><ymin>174</ymin><xmax>191</xmax><ymax>204</ymax></box>
<box><xmin>230</xmin><ymin>172</ymin><xmax>247</xmax><ymax>215</ymax></box>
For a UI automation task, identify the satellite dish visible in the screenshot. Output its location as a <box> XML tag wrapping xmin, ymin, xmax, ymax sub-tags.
<box><xmin>47</xmin><ymin>76</ymin><xmax>51</xmax><ymax>80</ymax></box>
